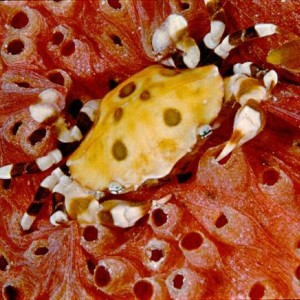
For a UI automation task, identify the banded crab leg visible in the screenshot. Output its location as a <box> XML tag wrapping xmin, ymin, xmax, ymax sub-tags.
<box><xmin>214</xmin><ymin>23</ymin><xmax>279</xmax><ymax>59</ymax></box>
<box><xmin>203</xmin><ymin>0</ymin><xmax>226</xmax><ymax>50</ymax></box>
<box><xmin>216</xmin><ymin>63</ymin><xmax>278</xmax><ymax>162</ymax></box>
<box><xmin>22</xmin><ymin>162</ymin><xmax>171</xmax><ymax>230</ymax></box>
<box><xmin>6</xmin><ymin>100</ymin><xmax>99</xmax><ymax>231</ymax></box>
<box><xmin>21</xmin><ymin>167</ymin><xmax>65</xmax><ymax>230</ymax></box>
<box><xmin>233</xmin><ymin>62</ymin><xmax>278</xmax><ymax>91</ymax></box>
<box><xmin>0</xmin><ymin>100</ymin><xmax>99</xmax><ymax>181</ymax></box>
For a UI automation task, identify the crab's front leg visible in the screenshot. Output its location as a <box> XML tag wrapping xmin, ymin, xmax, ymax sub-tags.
<box><xmin>216</xmin><ymin>63</ymin><xmax>278</xmax><ymax>161</ymax></box>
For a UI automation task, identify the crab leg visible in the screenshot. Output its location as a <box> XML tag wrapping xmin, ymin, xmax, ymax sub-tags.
<box><xmin>233</xmin><ymin>62</ymin><xmax>278</xmax><ymax>91</ymax></box>
<box><xmin>21</xmin><ymin>167</ymin><xmax>65</xmax><ymax>230</ymax></box>
<box><xmin>152</xmin><ymin>14</ymin><xmax>200</xmax><ymax>68</ymax></box>
<box><xmin>214</xmin><ymin>23</ymin><xmax>279</xmax><ymax>58</ymax></box>
<box><xmin>216</xmin><ymin>69</ymin><xmax>277</xmax><ymax>162</ymax></box>
<box><xmin>0</xmin><ymin>100</ymin><xmax>99</xmax><ymax>180</ymax></box>
<box><xmin>203</xmin><ymin>0</ymin><xmax>226</xmax><ymax>49</ymax></box>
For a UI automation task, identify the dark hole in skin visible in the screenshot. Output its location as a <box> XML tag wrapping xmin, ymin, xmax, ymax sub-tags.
<box><xmin>10</xmin><ymin>11</ymin><xmax>29</xmax><ymax>29</ymax></box>
<box><xmin>28</xmin><ymin>128</ymin><xmax>47</xmax><ymax>146</ymax></box>
<box><xmin>152</xmin><ymin>208</ymin><xmax>167</xmax><ymax>227</ymax></box>
<box><xmin>34</xmin><ymin>247</ymin><xmax>49</xmax><ymax>256</ymax></box>
<box><xmin>150</xmin><ymin>249</ymin><xmax>164</xmax><ymax>262</ymax></box>
<box><xmin>83</xmin><ymin>226</ymin><xmax>98</xmax><ymax>242</ymax></box>
<box><xmin>107</xmin><ymin>0</ymin><xmax>122</xmax><ymax>9</ymax></box>
<box><xmin>173</xmin><ymin>274</ymin><xmax>184</xmax><ymax>289</ymax></box>
<box><xmin>295</xmin><ymin>265</ymin><xmax>300</xmax><ymax>281</ymax></box>
<box><xmin>87</xmin><ymin>259</ymin><xmax>96</xmax><ymax>275</ymax></box>
<box><xmin>11</xmin><ymin>121</ymin><xmax>22</xmax><ymax>135</ymax></box>
<box><xmin>180</xmin><ymin>2</ymin><xmax>190</xmax><ymax>10</ymax></box>
<box><xmin>2</xmin><ymin>179</ymin><xmax>11</xmax><ymax>190</ymax></box>
<box><xmin>262</xmin><ymin>168</ymin><xmax>280</xmax><ymax>186</ymax></box>
<box><xmin>215</xmin><ymin>213</ymin><xmax>228</xmax><ymax>228</ymax></box>
<box><xmin>68</xmin><ymin>99</ymin><xmax>83</xmax><ymax>119</ymax></box>
<box><xmin>108</xmin><ymin>79</ymin><xmax>119</xmax><ymax>90</ymax></box>
<box><xmin>47</xmin><ymin>71</ymin><xmax>65</xmax><ymax>86</ymax></box>
<box><xmin>110</xmin><ymin>34</ymin><xmax>122</xmax><ymax>46</ymax></box>
<box><xmin>94</xmin><ymin>265</ymin><xmax>111</xmax><ymax>287</ymax></box>
<box><xmin>0</xmin><ymin>255</ymin><xmax>9</xmax><ymax>271</ymax></box>
<box><xmin>7</xmin><ymin>39</ymin><xmax>24</xmax><ymax>55</ymax></box>
<box><xmin>15</xmin><ymin>82</ymin><xmax>30</xmax><ymax>88</ymax></box>
<box><xmin>51</xmin><ymin>31</ymin><xmax>64</xmax><ymax>45</ymax></box>
<box><xmin>61</xmin><ymin>40</ymin><xmax>75</xmax><ymax>57</ymax></box>
<box><xmin>249</xmin><ymin>282</ymin><xmax>265</xmax><ymax>300</ymax></box>
<box><xmin>133</xmin><ymin>280</ymin><xmax>153</xmax><ymax>300</ymax></box>
<box><xmin>4</xmin><ymin>285</ymin><xmax>19</xmax><ymax>300</ymax></box>
<box><xmin>177</xmin><ymin>172</ymin><xmax>193</xmax><ymax>183</ymax></box>
<box><xmin>181</xmin><ymin>232</ymin><xmax>203</xmax><ymax>250</ymax></box>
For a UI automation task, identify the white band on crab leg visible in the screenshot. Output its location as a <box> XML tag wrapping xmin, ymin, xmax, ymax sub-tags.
<box><xmin>203</xmin><ymin>0</ymin><xmax>226</xmax><ymax>49</ymax></box>
<box><xmin>29</xmin><ymin>88</ymin><xmax>62</xmax><ymax>123</ymax></box>
<box><xmin>152</xmin><ymin>14</ymin><xmax>200</xmax><ymax>68</ymax></box>
<box><xmin>50</xmin><ymin>175</ymin><xmax>72</xmax><ymax>226</ymax></box>
<box><xmin>215</xmin><ymin>23</ymin><xmax>279</xmax><ymax>58</ymax></box>
<box><xmin>224</xmin><ymin>74</ymin><xmax>268</xmax><ymax>106</ymax></box>
<box><xmin>21</xmin><ymin>167</ymin><xmax>64</xmax><ymax>230</ymax></box>
<box><xmin>56</xmin><ymin>100</ymin><xmax>100</xmax><ymax>144</ymax></box>
<box><xmin>218</xmin><ymin>71</ymin><xmax>270</xmax><ymax>161</ymax></box>
<box><xmin>216</xmin><ymin>104</ymin><xmax>263</xmax><ymax>162</ymax></box>
<box><xmin>0</xmin><ymin>149</ymin><xmax>63</xmax><ymax>180</ymax></box>
<box><xmin>50</xmin><ymin>174</ymin><xmax>103</xmax><ymax>226</ymax></box>
<box><xmin>233</xmin><ymin>62</ymin><xmax>278</xmax><ymax>91</ymax></box>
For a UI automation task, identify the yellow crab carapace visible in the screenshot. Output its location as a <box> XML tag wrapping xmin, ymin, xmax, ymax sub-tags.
<box><xmin>67</xmin><ymin>65</ymin><xmax>223</xmax><ymax>192</ymax></box>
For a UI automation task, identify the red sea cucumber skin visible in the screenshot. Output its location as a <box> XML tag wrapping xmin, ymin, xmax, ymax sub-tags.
<box><xmin>0</xmin><ymin>1</ymin><xmax>300</xmax><ymax>299</ymax></box>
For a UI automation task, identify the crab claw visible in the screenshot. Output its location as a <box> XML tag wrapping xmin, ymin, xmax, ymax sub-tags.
<box><xmin>216</xmin><ymin>103</ymin><xmax>264</xmax><ymax>162</ymax></box>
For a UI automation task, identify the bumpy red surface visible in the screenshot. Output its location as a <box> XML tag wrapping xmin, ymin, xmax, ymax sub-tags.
<box><xmin>0</xmin><ymin>1</ymin><xmax>300</xmax><ymax>299</ymax></box>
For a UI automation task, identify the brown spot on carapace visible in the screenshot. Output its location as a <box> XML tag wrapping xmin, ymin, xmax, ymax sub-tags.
<box><xmin>119</xmin><ymin>82</ymin><xmax>136</xmax><ymax>98</ymax></box>
<box><xmin>140</xmin><ymin>90</ymin><xmax>151</xmax><ymax>100</ymax></box>
<box><xmin>164</xmin><ymin>108</ymin><xmax>182</xmax><ymax>126</ymax></box>
<box><xmin>113</xmin><ymin>107</ymin><xmax>123</xmax><ymax>121</ymax></box>
<box><xmin>112</xmin><ymin>140</ymin><xmax>128</xmax><ymax>161</ymax></box>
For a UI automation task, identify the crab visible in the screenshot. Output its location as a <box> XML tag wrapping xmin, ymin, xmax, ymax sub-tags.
<box><xmin>0</xmin><ymin>6</ymin><xmax>280</xmax><ymax>231</ymax></box>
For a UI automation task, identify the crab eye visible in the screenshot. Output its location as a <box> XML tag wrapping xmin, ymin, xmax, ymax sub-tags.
<box><xmin>163</xmin><ymin>108</ymin><xmax>182</xmax><ymax>126</ymax></box>
<box><xmin>112</xmin><ymin>140</ymin><xmax>128</xmax><ymax>161</ymax></box>
<box><xmin>119</xmin><ymin>82</ymin><xmax>136</xmax><ymax>98</ymax></box>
